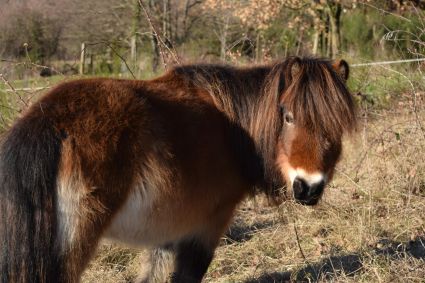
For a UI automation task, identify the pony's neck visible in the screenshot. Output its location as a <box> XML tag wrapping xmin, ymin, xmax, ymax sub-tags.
<box><xmin>171</xmin><ymin>63</ymin><xmax>283</xmax><ymax>192</ymax></box>
<box><xmin>225</xmin><ymin>66</ymin><xmax>271</xmax><ymax>128</ymax></box>
<box><xmin>219</xmin><ymin>65</ymin><xmax>284</xmax><ymax>193</ymax></box>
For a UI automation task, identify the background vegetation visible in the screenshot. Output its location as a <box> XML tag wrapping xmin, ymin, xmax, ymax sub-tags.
<box><xmin>0</xmin><ymin>0</ymin><xmax>424</xmax><ymax>282</ymax></box>
<box><xmin>1</xmin><ymin>0</ymin><xmax>425</xmax><ymax>76</ymax></box>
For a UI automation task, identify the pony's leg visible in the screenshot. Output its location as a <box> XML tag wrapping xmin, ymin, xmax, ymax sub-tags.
<box><xmin>138</xmin><ymin>239</ymin><xmax>216</xmax><ymax>283</ymax></box>
<box><xmin>137</xmin><ymin>246</ymin><xmax>175</xmax><ymax>283</ymax></box>
<box><xmin>170</xmin><ymin>238</ymin><xmax>216</xmax><ymax>283</ymax></box>
<box><xmin>169</xmin><ymin>193</ymin><xmax>242</xmax><ymax>283</ymax></box>
<box><xmin>57</xmin><ymin>203</ymin><xmax>118</xmax><ymax>282</ymax></box>
<box><xmin>137</xmin><ymin>241</ymin><xmax>215</xmax><ymax>283</ymax></box>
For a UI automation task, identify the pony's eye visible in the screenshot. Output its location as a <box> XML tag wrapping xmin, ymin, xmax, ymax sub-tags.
<box><xmin>279</xmin><ymin>104</ymin><xmax>286</xmax><ymax>115</ymax></box>
<box><xmin>323</xmin><ymin>139</ymin><xmax>331</xmax><ymax>150</ymax></box>
<box><xmin>284</xmin><ymin>112</ymin><xmax>294</xmax><ymax>124</ymax></box>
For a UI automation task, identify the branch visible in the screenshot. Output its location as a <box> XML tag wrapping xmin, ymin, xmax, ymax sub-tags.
<box><xmin>138</xmin><ymin>0</ymin><xmax>181</xmax><ymax>68</ymax></box>
<box><xmin>292</xmin><ymin>219</ymin><xmax>318</xmax><ymax>279</ymax></box>
<box><xmin>187</xmin><ymin>0</ymin><xmax>203</xmax><ymax>9</ymax></box>
<box><xmin>83</xmin><ymin>41</ymin><xmax>136</xmax><ymax>79</ymax></box>
<box><xmin>104</xmin><ymin>43</ymin><xmax>136</xmax><ymax>79</ymax></box>
<box><xmin>0</xmin><ymin>73</ymin><xmax>28</xmax><ymax>108</ymax></box>
<box><xmin>361</xmin><ymin>2</ymin><xmax>411</xmax><ymax>22</ymax></box>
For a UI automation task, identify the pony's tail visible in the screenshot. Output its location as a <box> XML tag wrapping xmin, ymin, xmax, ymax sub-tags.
<box><xmin>0</xmin><ymin>114</ymin><xmax>63</xmax><ymax>283</ymax></box>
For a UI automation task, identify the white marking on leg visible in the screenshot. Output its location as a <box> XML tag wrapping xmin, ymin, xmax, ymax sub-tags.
<box><xmin>56</xmin><ymin>172</ymin><xmax>84</xmax><ymax>253</ymax></box>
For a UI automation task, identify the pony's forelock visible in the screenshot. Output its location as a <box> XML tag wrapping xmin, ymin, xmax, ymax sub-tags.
<box><xmin>281</xmin><ymin>58</ymin><xmax>357</xmax><ymax>142</ymax></box>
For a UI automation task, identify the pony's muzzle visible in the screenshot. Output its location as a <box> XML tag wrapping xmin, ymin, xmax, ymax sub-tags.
<box><xmin>292</xmin><ymin>177</ymin><xmax>324</xmax><ymax>205</ymax></box>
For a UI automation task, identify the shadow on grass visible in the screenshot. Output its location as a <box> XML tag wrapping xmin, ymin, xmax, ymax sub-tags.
<box><xmin>373</xmin><ymin>237</ymin><xmax>425</xmax><ymax>259</ymax></box>
<box><xmin>223</xmin><ymin>220</ymin><xmax>275</xmax><ymax>244</ymax></box>
<box><xmin>245</xmin><ymin>254</ymin><xmax>361</xmax><ymax>283</ymax></box>
<box><xmin>245</xmin><ymin>237</ymin><xmax>425</xmax><ymax>283</ymax></box>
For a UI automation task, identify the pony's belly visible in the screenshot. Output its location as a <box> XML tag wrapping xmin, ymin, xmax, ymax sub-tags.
<box><xmin>104</xmin><ymin>184</ymin><xmax>194</xmax><ymax>247</ymax></box>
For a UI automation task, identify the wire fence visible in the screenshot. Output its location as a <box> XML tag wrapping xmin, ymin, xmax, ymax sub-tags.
<box><xmin>351</xmin><ymin>58</ymin><xmax>425</xmax><ymax>67</ymax></box>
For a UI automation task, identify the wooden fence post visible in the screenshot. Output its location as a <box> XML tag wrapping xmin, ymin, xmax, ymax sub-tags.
<box><xmin>130</xmin><ymin>36</ymin><xmax>137</xmax><ymax>70</ymax></box>
<box><xmin>79</xmin><ymin>42</ymin><xmax>85</xmax><ymax>75</ymax></box>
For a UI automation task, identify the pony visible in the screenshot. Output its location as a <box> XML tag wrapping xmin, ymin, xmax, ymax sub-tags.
<box><xmin>0</xmin><ymin>56</ymin><xmax>356</xmax><ymax>283</ymax></box>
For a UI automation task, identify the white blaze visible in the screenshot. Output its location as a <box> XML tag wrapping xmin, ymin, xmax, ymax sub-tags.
<box><xmin>287</xmin><ymin>167</ymin><xmax>326</xmax><ymax>187</ymax></box>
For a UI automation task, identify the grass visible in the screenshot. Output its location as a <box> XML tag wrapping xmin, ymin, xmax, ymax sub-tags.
<box><xmin>348</xmin><ymin>63</ymin><xmax>425</xmax><ymax>107</ymax></box>
<box><xmin>0</xmin><ymin>65</ymin><xmax>424</xmax><ymax>282</ymax></box>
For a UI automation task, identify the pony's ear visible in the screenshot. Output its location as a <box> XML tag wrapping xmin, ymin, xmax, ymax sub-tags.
<box><xmin>332</xmin><ymin>59</ymin><xmax>349</xmax><ymax>81</ymax></box>
<box><xmin>281</xmin><ymin>56</ymin><xmax>302</xmax><ymax>91</ymax></box>
<box><xmin>273</xmin><ymin>57</ymin><xmax>302</xmax><ymax>98</ymax></box>
<box><xmin>289</xmin><ymin>57</ymin><xmax>302</xmax><ymax>82</ymax></box>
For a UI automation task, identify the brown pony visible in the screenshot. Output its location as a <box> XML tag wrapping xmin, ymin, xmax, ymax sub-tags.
<box><xmin>0</xmin><ymin>57</ymin><xmax>356</xmax><ymax>283</ymax></box>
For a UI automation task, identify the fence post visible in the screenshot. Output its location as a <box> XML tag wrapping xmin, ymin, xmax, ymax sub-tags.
<box><xmin>79</xmin><ymin>42</ymin><xmax>85</xmax><ymax>75</ymax></box>
<box><xmin>130</xmin><ymin>35</ymin><xmax>137</xmax><ymax>70</ymax></box>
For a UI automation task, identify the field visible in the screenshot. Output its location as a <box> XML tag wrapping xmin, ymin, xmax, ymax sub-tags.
<box><xmin>1</xmin><ymin>63</ymin><xmax>424</xmax><ymax>283</ymax></box>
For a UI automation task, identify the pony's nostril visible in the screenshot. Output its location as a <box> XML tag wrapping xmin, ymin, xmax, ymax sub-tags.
<box><xmin>292</xmin><ymin>177</ymin><xmax>309</xmax><ymax>199</ymax></box>
<box><xmin>293</xmin><ymin>177</ymin><xmax>324</xmax><ymax>205</ymax></box>
<box><xmin>308</xmin><ymin>180</ymin><xmax>325</xmax><ymax>197</ymax></box>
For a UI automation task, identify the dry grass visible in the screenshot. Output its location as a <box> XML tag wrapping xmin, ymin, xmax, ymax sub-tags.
<box><xmin>81</xmin><ymin>92</ymin><xmax>425</xmax><ymax>282</ymax></box>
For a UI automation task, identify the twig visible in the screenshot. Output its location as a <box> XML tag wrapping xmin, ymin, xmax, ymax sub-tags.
<box><xmin>0</xmin><ymin>104</ymin><xmax>20</xmax><ymax>112</ymax></box>
<box><xmin>138</xmin><ymin>0</ymin><xmax>167</xmax><ymax>68</ymax></box>
<box><xmin>361</xmin><ymin>2</ymin><xmax>411</xmax><ymax>22</ymax></box>
<box><xmin>104</xmin><ymin>43</ymin><xmax>136</xmax><ymax>79</ymax></box>
<box><xmin>0</xmin><ymin>58</ymin><xmax>64</xmax><ymax>76</ymax></box>
<box><xmin>83</xmin><ymin>41</ymin><xmax>136</xmax><ymax>79</ymax></box>
<box><xmin>351</xmin><ymin>58</ymin><xmax>425</xmax><ymax>67</ymax></box>
<box><xmin>293</xmin><ymin>221</ymin><xmax>307</xmax><ymax>261</ymax></box>
<box><xmin>138</xmin><ymin>0</ymin><xmax>180</xmax><ymax>68</ymax></box>
<box><xmin>292</xmin><ymin>218</ymin><xmax>319</xmax><ymax>280</ymax></box>
<box><xmin>0</xmin><ymin>112</ymin><xmax>7</xmax><ymax>126</ymax></box>
<box><xmin>0</xmin><ymin>73</ymin><xmax>28</xmax><ymax>108</ymax></box>
<box><xmin>4</xmin><ymin>87</ymin><xmax>49</xmax><ymax>92</ymax></box>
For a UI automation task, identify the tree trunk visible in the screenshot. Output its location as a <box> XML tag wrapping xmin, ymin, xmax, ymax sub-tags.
<box><xmin>149</xmin><ymin>0</ymin><xmax>160</xmax><ymax>72</ymax></box>
<box><xmin>312</xmin><ymin>30</ymin><xmax>319</xmax><ymax>55</ymax></box>
<box><xmin>326</xmin><ymin>1</ymin><xmax>342</xmax><ymax>57</ymax></box>
<box><xmin>130</xmin><ymin>36</ymin><xmax>137</xmax><ymax>70</ymax></box>
<box><xmin>88</xmin><ymin>54</ymin><xmax>94</xmax><ymax>74</ymax></box>
<box><xmin>163</xmin><ymin>0</ymin><xmax>168</xmax><ymax>38</ymax></box>
<box><xmin>181</xmin><ymin>0</ymin><xmax>202</xmax><ymax>43</ymax></box>
<box><xmin>296</xmin><ymin>26</ymin><xmax>304</xmax><ymax>56</ymax></box>
<box><xmin>312</xmin><ymin>7</ymin><xmax>324</xmax><ymax>56</ymax></box>
<box><xmin>106</xmin><ymin>46</ymin><xmax>113</xmax><ymax>73</ymax></box>
<box><xmin>79</xmin><ymin>42</ymin><xmax>85</xmax><ymax>75</ymax></box>
<box><xmin>220</xmin><ymin>17</ymin><xmax>229</xmax><ymax>61</ymax></box>
<box><xmin>183</xmin><ymin>0</ymin><xmax>190</xmax><ymax>39</ymax></box>
<box><xmin>131</xmin><ymin>0</ymin><xmax>141</xmax><ymax>72</ymax></box>
<box><xmin>325</xmin><ymin>11</ymin><xmax>331</xmax><ymax>57</ymax></box>
<box><xmin>150</xmin><ymin>34</ymin><xmax>160</xmax><ymax>72</ymax></box>
<box><xmin>162</xmin><ymin>0</ymin><xmax>171</xmax><ymax>40</ymax></box>
<box><xmin>255</xmin><ymin>32</ymin><xmax>261</xmax><ymax>63</ymax></box>
<box><xmin>173</xmin><ymin>2</ymin><xmax>178</xmax><ymax>42</ymax></box>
